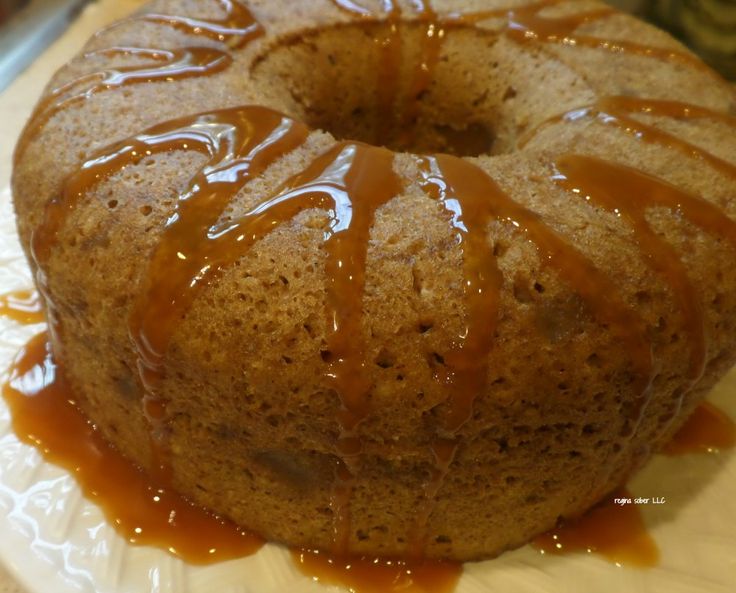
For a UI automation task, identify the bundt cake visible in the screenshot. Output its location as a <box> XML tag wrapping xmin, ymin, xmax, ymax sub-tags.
<box><xmin>11</xmin><ymin>0</ymin><xmax>736</xmax><ymax>560</ymax></box>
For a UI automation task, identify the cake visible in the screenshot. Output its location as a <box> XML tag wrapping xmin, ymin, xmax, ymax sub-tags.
<box><xmin>11</xmin><ymin>0</ymin><xmax>736</xmax><ymax>561</ymax></box>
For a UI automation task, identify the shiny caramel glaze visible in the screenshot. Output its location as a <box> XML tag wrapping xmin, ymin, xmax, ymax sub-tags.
<box><xmin>249</xmin><ymin>141</ymin><xmax>402</xmax><ymax>550</ymax></box>
<box><xmin>31</xmin><ymin>109</ymin><xmax>308</xmax><ymax>480</ymax></box>
<box><xmin>98</xmin><ymin>0</ymin><xmax>263</xmax><ymax>49</ymax></box>
<box><xmin>553</xmin><ymin>154</ymin><xmax>736</xmax><ymax>427</ymax></box>
<box><xmin>408</xmin><ymin>153</ymin><xmax>653</xmax><ymax>553</ymax></box>
<box><xmin>533</xmin><ymin>489</ymin><xmax>659</xmax><ymax>567</ymax></box>
<box><xmin>376</xmin><ymin>2</ymin><xmax>402</xmax><ymax>145</ymax></box>
<box><xmin>330</xmin><ymin>0</ymin><xmax>441</xmax><ymax>147</ymax></box>
<box><xmin>534</xmin><ymin>97</ymin><xmax>736</xmax><ymax>181</ymax></box>
<box><xmin>426</xmin><ymin>155</ymin><xmax>655</xmax><ymax>420</ymax></box>
<box><xmin>16</xmin><ymin>46</ymin><xmax>232</xmax><ymax>163</ymax></box>
<box><xmin>13</xmin><ymin>0</ymin><xmax>736</xmax><ymax>568</ymax></box>
<box><xmin>0</xmin><ymin>290</ymin><xmax>44</xmax><ymax>325</ymax></box>
<box><xmin>329</xmin><ymin>0</ymin><xmax>713</xmax><ymax>151</ymax></box>
<box><xmin>663</xmin><ymin>402</ymin><xmax>736</xmax><ymax>455</ymax></box>
<box><xmin>410</xmin><ymin>155</ymin><xmax>502</xmax><ymax>554</ymax></box>
<box><xmin>401</xmin><ymin>2</ymin><xmax>443</xmax><ymax>146</ymax></box>
<box><xmin>292</xmin><ymin>548</ymin><xmax>461</xmax><ymax>593</ymax></box>
<box><xmin>32</xmin><ymin>104</ymin><xmax>401</xmax><ymax>550</ymax></box>
<box><xmin>16</xmin><ymin>0</ymin><xmax>264</xmax><ymax>165</ymax></box>
<box><xmin>449</xmin><ymin>0</ymin><xmax>708</xmax><ymax>72</ymax></box>
<box><xmin>125</xmin><ymin>107</ymin><xmax>308</xmax><ymax>478</ymax></box>
<box><xmin>334</xmin><ymin>0</ymin><xmax>701</xmax><ymax>74</ymax></box>
<box><xmin>1</xmin><ymin>332</ymin><xmax>263</xmax><ymax>564</ymax></box>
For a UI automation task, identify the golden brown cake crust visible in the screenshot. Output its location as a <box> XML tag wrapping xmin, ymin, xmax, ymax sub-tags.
<box><xmin>11</xmin><ymin>0</ymin><xmax>736</xmax><ymax>560</ymax></box>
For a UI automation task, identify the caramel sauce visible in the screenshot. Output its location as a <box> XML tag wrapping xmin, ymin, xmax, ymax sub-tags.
<box><xmin>17</xmin><ymin>0</ymin><xmax>266</xmax><ymax>162</ymax></box>
<box><xmin>663</xmin><ymin>401</ymin><xmax>736</xmax><ymax>455</ymax></box>
<box><xmin>450</xmin><ymin>0</ymin><xmax>709</xmax><ymax>72</ymax></box>
<box><xmin>35</xmin><ymin>106</ymin><xmax>308</xmax><ymax>479</ymax></box>
<box><xmin>399</xmin><ymin>1</ymin><xmax>443</xmax><ymax>149</ymax></box>
<box><xmin>428</xmin><ymin>155</ymin><xmax>654</xmax><ymax>413</ymax></box>
<box><xmin>257</xmin><ymin>142</ymin><xmax>401</xmax><ymax>550</ymax></box>
<box><xmin>408</xmin><ymin>151</ymin><xmax>504</xmax><ymax>555</ymax></box>
<box><xmin>506</xmin><ymin>5</ymin><xmax>705</xmax><ymax>71</ymax></box>
<box><xmin>416</xmin><ymin>156</ymin><xmax>501</xmax><ymax>435</ymax></box>
<box><xmin>329</xmin><ymin>1</ymin><xmax>403</xmax><ymax>144</ymax></box>
<box><xmin>330</xmin><ymin>0</ymin><xmax>375</xmax><ymax>18</ymax></box>
<box><xmin>408</xmin><ymin>154</ymin><xmax>653</xmax><ymax>554</ymax></box>
<box><xmin>592</xmin><ymin>98</ymin><xmax>736</xmax><ymax>182</ymax></box>
<box><xmin>16</xmin><ymin>47</ymin><xmax>232</xmax><ymax>162</ymax></box>
<box><xmin>19</xmin><ymin>0</ymin><xmax>736</xmax><ymax>575</ymax></box>
<box><xmin>333</xmin><ymin>0</ymin><xmax>713</xmax><ymax>150</ymax></box>
<box><xmin>284</xmin><ymin>143</ymin><xmax>401</xmax><ymax>431</ymax></box>
<box><xmin>1</xmin><ymin>332</ymin><xmax>263</xmax><ymax>564</ymax></box>
<box><xmin>32</xmin><ymin>99</ymin><xmax>402</xmax><ymax>551</ymax></box>
<box><xmin>375</xmin><ymin>2</ymin><xmax>402</xmax><ymax>145</ymax></box>
<box><xmin>127</xmin><ymin>108</ymin><xmax>308</xmax><ymax>477</ymax></box>
<box><xmin>0</xmin><ymin>289</ymin><xmax>44</xmax><ymax>325</ymax></box>
<box><xmin>524</xmin><ymin>97</ymin><xmax>736</xmax><ymax>167</ymax></box>
<box><xmin>533</xmin><ymin>489</ymin><xmax>659</xmax><ymax>567</ymax></box>
<box><xmin>99</xmin><ymin>0</ymin><xmax>263</xmax><ymax>49</ymax></box>
<box><xmin>291</xmin><ymin>548</ymin><xmax>461</xmax><ymax>593</ymax></box>
<box><xmin>331</xmin><ymin>0</ymin><xmax>443</xmax><ymax>149</ymax></box>
<box><xmin>554</xmin><ymin>154</ymin><xmax>736</xmax><ymax>425</ymax></box>
<box><xmin>599</xmin><ymin>96</ymin><xmax>736</xmax><ymax>128</ymax></box>
<box><xmin>33</xmin><ymin>107</ymin><xmax>302</xmax><ymax>263</ymax></box>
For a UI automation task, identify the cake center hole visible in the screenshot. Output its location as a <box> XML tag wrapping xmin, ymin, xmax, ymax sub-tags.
<box><xmin>251</xmin><ymin>22</ymin><xmax>508</xmax><ymax>157</ymax></box>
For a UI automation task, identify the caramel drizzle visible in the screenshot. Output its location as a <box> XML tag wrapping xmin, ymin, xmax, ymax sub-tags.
<box><xmin>375</xmin><ymin>1</ymin><xmax>402</xmax><ymax>145</ymax></box>
<box><xmin>97</xmin><ymin>0</ymin><xmax>263</xmax><ymax>49</ymax></box>
<box><xmin>506</xmin><ymin>4</ymin><xmax>693</xmax><ymax>67</ymax></box>
<box><xmin>416</xmin><ymin>157</ymin><xmax>502</xmax><ymax>435</ymax></box>
<box><xmin>16</xmin><ymin>0</ymin><xmax>265</xmax><ymax>162</ymax></box>
<box><xmin>2</xmin><ymin>332</ymin><xmax>264</xmax><ymax>564</ymax></box>
<box><xmin>533</xmin><ymin>488</ymin><xmax>659</xmax><ymax>567</ymax></box>
<box><xmin>329</xmin><ymin>0</ymin><xmax>380</xmax><ymax>17</ymax></box>
<box><xmin>330</xmin><ymin>0</ymin><xmax>399</xmax><ymax>141</ymax></box>
<box><xmin>407</xmin><ymin>155</ymin><xmax>503</xmax><ymax>554</ymax></box>
<box><xmin>551</xmin><ymin>97</ymin><xmax>736</xmax><ymax>181</ymax></box>
<box><xmin>409</xmin><ymin>154</ymin><xmax>653</xmax><ymax>555</ymax></box>
<box><xmin>399</xmin><ymin>1</ymin><xmax>443</xmax><ymax>149</ymax></box>
<box><xmin>21</xmin><ymin>0</ymin><xmax>736</xmax><ymax>566</ymax></box>
<box><xmin>449</xmin><ymin>0</ymin><xmax>708</xmax><ymax>72</ymax></box>
<box><xmin>32</xmin><ymin>97</ymin><xmax>403</xmax><ymax>547</ymax></box>
<box><xmin>663</xmin><ymin>401</ymin><xmax>736</xmax><ymax>455</ymax></box>
<box><xmin>175</xmin><ymin>141</ymin><xmax>400</xmax><ymax>551</ymax></box>
<box><xmin>330</xmin><ymin>0</ymin><xmax>442</xmax><ymax>148</ymax></box>
<box><xmin>0</xmin><ymin>290</ymin><xmax>44</xmax><ymax>325</ymax></box>
<box><xmin>16</xmin><ymin>47</ymin><xmax>232</xmax><ymax>163</ymax></box>
<box><xmin>292</xmin><ymin>547</ymin><xmax>461</xmax><ymax>593</ymax></box>
<box><xmin>247</xmin><ymin>142</ymin><xmax>401</xmax><ymax>550</ymax></box>
<box><xmin>34</xmin><ymin>107</ymin><xmax>307</xmax><ymax>477</ymax></box>
<box><xmin>525</xmin><ymin>94</ymin><xmax>736</xmax><ymax>402</ymax></box>
<box><xmin>553</xmin><ymin>153</ymin><xmax>736</xmax><ymax>416</ymax></box>
<box><xmin>454</xmin><ymin>0</ymin><xmax>711</xmax><ymax>77</ymax></box>
<box><xmin>330</xmin><ymin>0</ymin><xmax>711</xmax><ymax>149</ymax></box>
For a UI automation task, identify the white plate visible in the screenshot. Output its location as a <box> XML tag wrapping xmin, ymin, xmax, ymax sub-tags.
<box><xmin>1</xmin><ymin>1</ymin><xmax>736</xmax><ymax>591</ymax></box>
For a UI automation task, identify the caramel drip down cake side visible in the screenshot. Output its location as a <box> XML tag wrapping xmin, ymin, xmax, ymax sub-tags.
<box><xmin>11</xmin><ymin>0</ymin><xmax>736</xmax><ymax>560</ymax></box>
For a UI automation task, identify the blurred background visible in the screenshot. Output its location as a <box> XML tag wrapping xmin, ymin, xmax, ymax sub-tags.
<box><xmin>0</xmin><ymin>0</ymin><xmax>733</xmax><ymax>93</ymax></box>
